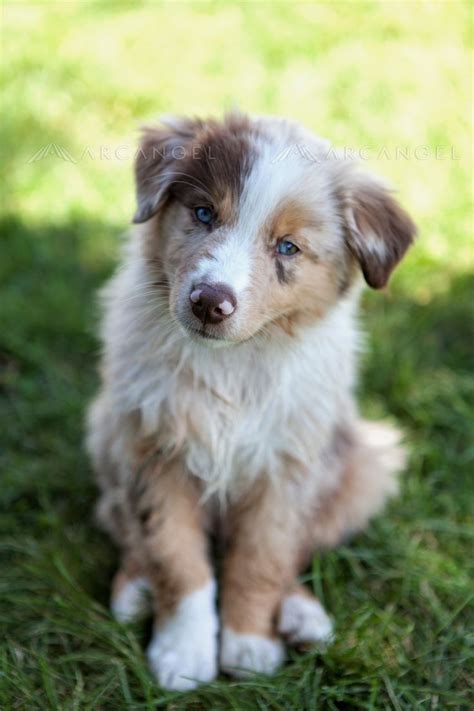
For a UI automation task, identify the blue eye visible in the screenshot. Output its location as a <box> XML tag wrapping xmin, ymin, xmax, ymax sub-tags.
<box><xmin>277</xmin><ymin>239</ymin><xmax>299</xmax><ymax>256</ymax></box>
<box><xmin>195</xmin><ymin>206</ymin><xmax>214</xmax><ymax>225</ymax></box>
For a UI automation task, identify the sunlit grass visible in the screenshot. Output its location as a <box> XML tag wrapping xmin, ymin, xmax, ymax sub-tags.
<box><xmin>1</xmin><ymin>1</ymin><xmax>472</xmax><ymax>708</ymax></box>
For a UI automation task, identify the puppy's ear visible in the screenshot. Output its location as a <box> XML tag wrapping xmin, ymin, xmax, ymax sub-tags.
<box><xmin>341</xmin><ymin>174</ymin><xmax>416</xmax><ymax>289</ymax></box>
<box><xmin>133</xmin><ymin>117</ymin><xmax>201</xmax><ymax>224</ymax></box>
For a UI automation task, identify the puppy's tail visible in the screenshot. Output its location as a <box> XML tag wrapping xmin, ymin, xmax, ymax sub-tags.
<box><xmin>313</xmin><ymin>419</ymin><xmax>407</xmax><ymax>548</ymax></box>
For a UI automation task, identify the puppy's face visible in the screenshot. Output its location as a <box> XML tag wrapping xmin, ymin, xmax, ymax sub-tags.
<box><xmin>134</xmin><ymin>114</ymin><xmax>415</xmax><ymax>346</ymax></box>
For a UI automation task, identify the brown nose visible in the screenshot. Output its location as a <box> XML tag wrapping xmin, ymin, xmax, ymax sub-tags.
<box><xmin>189</xmin><ymin>282</ymin><xmax>237</xmax><ymax>325</ymax></box>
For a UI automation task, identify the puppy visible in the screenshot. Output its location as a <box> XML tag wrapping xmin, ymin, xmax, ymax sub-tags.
<box><xmin>87</xmin><ymin>112</ymin><xmax>415</xmax><ymax>691</ymax></box>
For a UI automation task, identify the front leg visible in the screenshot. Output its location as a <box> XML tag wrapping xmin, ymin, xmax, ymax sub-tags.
<box><xmin>220</xmin><ymin>476</ymin><xmax>311</xmax><ymax>677</ymax></box>
<box><xmin>131</xmin><ymin>456</ymin><xmax>218</xmax><ymax>691</ymax></box>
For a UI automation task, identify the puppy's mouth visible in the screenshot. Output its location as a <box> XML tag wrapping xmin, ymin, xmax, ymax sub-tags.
<box><xmin>184</xmin><ymin>324</ymin><xmax>236</xmax><ymax>348</ymax></box>
<box><xmin>188</xmin><ymin>326</ymin><xmax>223</xmax><ymax>341</ymax></box>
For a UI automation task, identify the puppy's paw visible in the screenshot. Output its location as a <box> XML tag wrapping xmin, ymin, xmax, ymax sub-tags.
<box><xmin>278</xmin><ymin>592</ymin><xmax>334</xmax><ymax>647</ymax></box>
<box><xmin>148</xmin><ymin>637</ymin><xmax>217</xmax><ymax>692</ymax></box>
<box><xmin>111</xmin><ymin>574</ymin><xmax>151</xmax><ymax>623</ymax></box>
<box><xmin>220</xmin><ymin>628</ymin><xmax>285</xmax><ymax>678</ymax></box>
<box><xmin>147</xmin><ymin>581</ymin><xmax>218</xmax><ymax>691</ymax></box>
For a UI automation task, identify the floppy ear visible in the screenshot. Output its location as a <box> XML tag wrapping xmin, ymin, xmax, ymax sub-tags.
<box><xmin>133</xmin><ymin>117</ymin><xmax>200</xmax><ymax>224</ymax></box>
<box><xmin>342</xmin><ymin>174</ymin><xmax>416</xmax><ymax>289</ymax></box>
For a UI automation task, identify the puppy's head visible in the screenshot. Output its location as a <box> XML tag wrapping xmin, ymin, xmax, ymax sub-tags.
<box><xmin>134</xmin><ymin>113</ymin><xmax>416</xmax><ymax>345</ymax></box>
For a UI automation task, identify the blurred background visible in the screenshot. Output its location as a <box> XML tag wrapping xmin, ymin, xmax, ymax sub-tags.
<box><xmin>1</xmin><ymin>2</ymin><xmax>472</xmax><ymax>707</ymax></box>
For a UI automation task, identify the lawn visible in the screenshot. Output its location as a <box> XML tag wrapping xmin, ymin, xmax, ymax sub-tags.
<box><xmin>1</xmin><ymin>1</ymin><xmax>473</xmax><ymax>708</ymax></box>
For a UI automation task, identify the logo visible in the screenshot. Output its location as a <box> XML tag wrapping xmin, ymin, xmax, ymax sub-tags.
<box><xmin>271</xmin><ymin>143</ymin><xmax>321</xmax><ymax>164</ymax></box>
<box><xmin>27</xmin><ymin>143</ymin><xmax>77</xmax><ymax>164</ymax></box>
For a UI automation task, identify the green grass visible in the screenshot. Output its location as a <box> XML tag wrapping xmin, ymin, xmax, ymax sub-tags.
<box><xmin>1</xmin><ymin>1</ymin><xmax>473</xmax><ymax>708</ymax></box>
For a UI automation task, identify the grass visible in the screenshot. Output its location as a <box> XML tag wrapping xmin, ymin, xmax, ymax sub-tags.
<box><xmin>0</xmin><ymin>1</ymin><xmax>473</xmax><ymax>708</ymax></box>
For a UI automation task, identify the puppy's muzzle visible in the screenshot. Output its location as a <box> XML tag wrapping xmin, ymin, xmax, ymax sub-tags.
<box><xmin>189</xmin><ymin>282</ymin><xmax>237</xmax><ymax>325</ymax></box>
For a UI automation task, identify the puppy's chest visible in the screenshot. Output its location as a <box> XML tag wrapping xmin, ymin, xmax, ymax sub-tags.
<box><xmin>131</xmin><ymin>333</ymin><xmax>349</xmax><ymax>494</ymax></box>
<box><xmin>153</xmin><ymin>357</ymin><xmax>332</xmax><ymax>497</ymax></box>
<box><xmin>170</xmin><ymin>370</ymin><xmax>274</xmax><ymax>455</ymax></box>
<box><xmin>151</xmin><ymin>361</ymin><xmax>292</xmax><ymax>489</ymax></box>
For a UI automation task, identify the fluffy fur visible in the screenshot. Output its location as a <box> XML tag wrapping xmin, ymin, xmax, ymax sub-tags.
<box><xmin>86</xmin><ymin>112</ymin><xmax>415</xmax><ymax>690</ymax></box>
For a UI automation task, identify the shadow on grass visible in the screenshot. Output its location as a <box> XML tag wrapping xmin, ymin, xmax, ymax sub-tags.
<box><xmin>1</xmin><ymin>214</ymin><xmax>121</xmax><ymax>608</ymax></box>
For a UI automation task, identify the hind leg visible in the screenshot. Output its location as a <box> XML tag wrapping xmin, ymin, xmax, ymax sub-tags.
<box><xmin>278</xmin><ymin>420</ymin><xmax>405</xmax><ymax>647</ymax></box>
<box><xmin>111</xmin><ymin>553</ymin><xmax>152</xmax><ymax>623</ymax></box>
<box><xmin>311</xmin><ymin>419</ymin><xmax>405</xmax><ymax>548</ymax></box>
<box><xmin>88</xmin><ymin>395</ymin><xmax>153</xmax><ymax>622</ymax></box>
<box><xmin>278</xmin><ymin>585</ymin><xmax>334</xmax><ymax>647</ymax></box>
<box><xmin>94</xmin><ymin>482</ymin><xmax>152</xmax><ymax>624</ymax></box>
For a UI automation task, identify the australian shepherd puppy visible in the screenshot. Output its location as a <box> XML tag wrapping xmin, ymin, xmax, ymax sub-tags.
<box><xmin>87</xmin><ymin>112</ymin><xmax>415</xmax><ymax>691</ymax></box>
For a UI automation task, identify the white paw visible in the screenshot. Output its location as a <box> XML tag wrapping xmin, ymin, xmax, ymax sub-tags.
<box><xmin>147</xmin><ymin>581</ymin><xmax>218</xmax><ymax>691</ymax></box>
<box><xmin>111</xmin><ymin>576</ymin><xmax>151</xmax><ymax>623</ymax></box>
<box><xmin>220</xmin><ymin>628</ymin><xmax>285</xmax><ymax>678</ymax></box>
<box><xmin>278</xmin><ymin>593</ymin><xmax>334</xmax><ymax>646</ymax></box>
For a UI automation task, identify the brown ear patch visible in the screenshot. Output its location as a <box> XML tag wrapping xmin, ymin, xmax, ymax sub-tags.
<box><xmin>133</xmin><ymin>112</ymin><xmax>256</xmax><ymax>225</ymax></box>
<box><xmin>343</xmin><ymin>180</ymin><xmax>416</xmax><ymax>289</ymax></box>
<box><xmin>133</xmin><ymin>118</ymin><xmax>203</xmax><ymax>224</ymax></box>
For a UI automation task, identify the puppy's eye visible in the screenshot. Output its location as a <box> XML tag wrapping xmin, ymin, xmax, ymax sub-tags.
<box><xmin>194</xmin><ymin>206</ymin><xmax>214</xmax><ymax>225</ymax></box>
<box><xmin>276</xmin><ymin>239</ymin><xmax>300</xmax><ymax>256</ymax></box>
